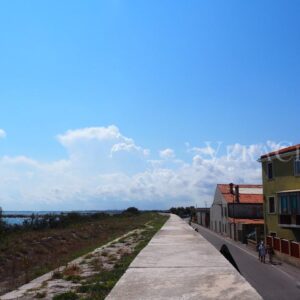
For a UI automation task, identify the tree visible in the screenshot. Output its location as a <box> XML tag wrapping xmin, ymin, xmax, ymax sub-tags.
<box><xmin>123</xmin><ymin>207</ymin><xmax>140</xmax><ymax>215</ymax></box>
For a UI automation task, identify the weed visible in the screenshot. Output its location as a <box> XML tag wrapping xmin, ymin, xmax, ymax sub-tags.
<box><xmin>52</xmin><ymin>291</ymin><xmax>79</xmax><ymax>300</ymax></box>
<box><xmin>64</xmin><ymin>275</ymin><xmax>82</xmax><ymax>283</ymax></box>
<box><xmin>63</xmin><ymin>264</ymin><xmax>81</xmax><ymax>277</ymax></box>
<box><xmin>90</xmin><ymin>258</ymin><xmax>103</xmax><ymax>271</ymax></box>
<box><xmin>52</xmin><ymin>270</ymin><xmax>63</xmax><ymax>279</ymax></box>
<box><xmin>35</xmin><ymin>291</ymin><xmax>47</xmax><ymax>298</ymax></box>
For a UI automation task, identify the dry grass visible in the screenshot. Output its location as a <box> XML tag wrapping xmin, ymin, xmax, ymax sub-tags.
<box><xmin>0</xmin><ymin>213</ymin><xmax>157</xmax><ymax>295</ymax></box>
<box><xmin>63</xmin><ymin>264</ymin><xmax>81</xmax><ymax>277</ymax></box>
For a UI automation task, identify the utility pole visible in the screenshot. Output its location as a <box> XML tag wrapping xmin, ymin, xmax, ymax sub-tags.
<box><xmin>229</xmin><ymin>183</ymin><xmax>236</xmax><ymax>241</ymax></box>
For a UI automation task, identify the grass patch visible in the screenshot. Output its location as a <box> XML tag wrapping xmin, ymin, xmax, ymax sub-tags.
<box><xmin>53</xmin><ymin>291</ymin><xmax>79</xmax><ymax>300</ymax></box>
<box><xmin>64</xmin><ymin>275</ymin><xmax>82</xmax><ymax>283</ymax></box>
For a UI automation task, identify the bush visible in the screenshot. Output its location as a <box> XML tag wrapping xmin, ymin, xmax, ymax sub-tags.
<box><xmin>122</xmin><ymin>207</ymin><xmax>140</xmax><ymax>215</ymax></box>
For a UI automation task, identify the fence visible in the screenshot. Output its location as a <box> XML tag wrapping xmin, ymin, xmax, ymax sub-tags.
<box><xmin>266</xmin><ymin>235</ymin><xmax>300</xmax><ymax>259</ymax></box>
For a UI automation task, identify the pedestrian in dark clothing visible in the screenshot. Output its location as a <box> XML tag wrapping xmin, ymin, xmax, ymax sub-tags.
<box><xmin>258</xmin><ymin>241</ymin><xmax>266</xmax><ymax>263</ymax></box>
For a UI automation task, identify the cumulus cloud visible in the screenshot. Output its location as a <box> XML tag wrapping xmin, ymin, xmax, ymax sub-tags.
<box><xmin>0</xmin><ymin>129</ymin><xmax>6</xmax><ymax>139</ymax></box>
<box><xmin>57</xmin><ymin>126</ymin><xmax>121</xmax><ymax>146</ymax></box>
<box><xmin>159</xmin><ymin>148</ymin><xmax>175</xmax><ymax>159</ymax></box>
<box><xmin>0</xmin><ymin>125</ymin><xmax>287</xmax><ymax>211</ymax></box>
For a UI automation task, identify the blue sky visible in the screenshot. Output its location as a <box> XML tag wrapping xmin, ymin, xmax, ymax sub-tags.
<box><xmin>0</xmin><ymin>1</ymin><xmax>299</xmax><ymax>210</ymax></box>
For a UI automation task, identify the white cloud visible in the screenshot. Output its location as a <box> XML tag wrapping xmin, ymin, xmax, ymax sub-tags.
<box><xmin>0</xmin><ymin>129</ymin><xmax>6</xmax><ymax>139</ymax></box>
<box><xmin>159</xmin><ymin>148</ymin><xmax>175</xmax><ymax>159</ymax></box>
<box><xmin>57</xmin><ymin>125</ymin><xmax>121</xmax><ymax>146</ymax></box>
<box><xmin>0</xmin><ymin>125</ymin><xmax>287</xmax><ymax>211</ymax></box>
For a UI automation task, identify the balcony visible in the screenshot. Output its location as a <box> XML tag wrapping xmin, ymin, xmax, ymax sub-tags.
<box><xmin>279</xmin><ymin>214</ymin><xmax>300</xmax><ymax>228</ymax></box>
<box><xmin>279</xmin><ymin>214</ymin><xmax>291</xmax><ymax>225</ymax></box>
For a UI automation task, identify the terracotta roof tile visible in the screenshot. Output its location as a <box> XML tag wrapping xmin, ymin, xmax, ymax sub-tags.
<box><xmin>260</xmin><ymin>144</ymin><xmax>300</xmax><ymax>159</ymax></box>
<box><xmin>217</xmin><ymin>184</ymin><xmax>263</xmax><ymax>204</ymax></box>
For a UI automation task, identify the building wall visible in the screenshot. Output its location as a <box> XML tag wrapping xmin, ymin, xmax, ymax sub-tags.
<box><xmin>262</xmin><ymin>156</ymin><xmax>300</xmax><ymax>241</ymax></box>
<box><xmin>196</xmin><ymin>211</ymin><xmax>210</xmax><ymax>227</ymax></box>
<box><xmin>210</xmin><ymin>187</ymin><xmax>228</xmax><ymax>235</ymax></box>
<box><xmin>228</xmin><ymin>203</ymin><xmax>263</xmax><ymax>219</ymax></box>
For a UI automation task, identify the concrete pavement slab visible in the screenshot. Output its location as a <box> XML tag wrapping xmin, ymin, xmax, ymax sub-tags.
<box><xmin>130</xmin><ymin>243</ymin><xmax>229</xmax><ymax>268</ymax></box>
<box><xmin>105</xmin><ymin>214</ymin><xmax>262</xmax><ymax>300</ymax></box>
<box><xmin>106</xmin><ymin>267</ymin><xmax>261</xmax><ymax>300</ymax></box>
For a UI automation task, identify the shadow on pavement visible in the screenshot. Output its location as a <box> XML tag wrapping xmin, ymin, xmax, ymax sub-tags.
<box><xmin>220</xmin><ymin>244</ymin><xmax>241</xmax><ymax>274</ymax></box>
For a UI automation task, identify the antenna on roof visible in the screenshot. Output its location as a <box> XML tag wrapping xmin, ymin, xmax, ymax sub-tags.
<box><xmin>235</xmin><ymin>185</ymin><xmax>240</xmax><ymax>203</ymax></box>
<box><xmin>229</xmin><ymin>183</ymin><xmax>234</xmax><ymax>195</ymax></box>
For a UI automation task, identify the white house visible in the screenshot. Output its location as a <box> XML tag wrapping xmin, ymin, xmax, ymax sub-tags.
<box><xmin>210</xmin><ymin>183</ymin><xmax>264</xmax><ymax>242</ymax></box>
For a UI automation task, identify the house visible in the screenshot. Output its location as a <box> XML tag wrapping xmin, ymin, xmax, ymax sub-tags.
<box><xmin>195</xmin><ymin>208</ymin><xmax>210</xmax><ymax>228</ymax></box>
<box><xmin>259</xmin><ymin>144</ymin><xmax>300</xmax><ymax>263</ymax></box>
<box><xmin>210</xmin><ymin>183</ymin><xmax>264</xmax><ymax>243</ymax></box>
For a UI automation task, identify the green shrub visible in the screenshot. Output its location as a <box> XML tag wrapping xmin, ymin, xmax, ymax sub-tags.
<box><xmin>52</xmin><ymin>291</ymin><xmax>79</xmax><ymax>300</ymax></box>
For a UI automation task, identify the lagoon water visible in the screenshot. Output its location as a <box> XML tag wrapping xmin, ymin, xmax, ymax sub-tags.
<box><xmin>2</xmin><ymin>211</ymin><xmax>63</xmax><ymax>225</ymax></box>
<box><xmin>2</xmin><ymin>210</ymin><xmax>122</xmax><ymax>225</ymax></box>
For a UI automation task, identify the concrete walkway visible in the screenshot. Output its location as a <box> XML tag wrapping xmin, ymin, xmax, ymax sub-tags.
<box><xmin>106</xmin><ymin>214</ymin><xmax>262</xmax><ymax>300</ymax></box>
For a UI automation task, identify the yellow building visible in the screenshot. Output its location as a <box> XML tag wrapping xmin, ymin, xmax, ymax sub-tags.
<box><xmin>259</xmin><ymin>145</ymin><xmax>300</xmax><ymax>262</ymax></box>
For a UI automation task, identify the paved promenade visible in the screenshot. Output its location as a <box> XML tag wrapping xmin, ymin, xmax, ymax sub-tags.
<box><xmin>106</xmin><ymin>214</ymin><xmax>262</xmax><ymax>300</ymax></box>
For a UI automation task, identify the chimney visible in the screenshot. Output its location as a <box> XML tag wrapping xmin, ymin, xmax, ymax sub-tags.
<box><xmin>235</xmin><ymin>185</ymin><xmax>240</xmax><ymax>203</ymax></box>
<box><xmin>229</xmin><ymin>183</ymin><xmax>234</xmax><ymax>195</ymax></box>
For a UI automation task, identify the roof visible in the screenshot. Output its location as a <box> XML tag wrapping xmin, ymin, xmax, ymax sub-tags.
<box><xmin>276</xmin><ymin>189</ymin><xmax>300</xmax><ymax>194</ymax></box>
<box><xmin>228</xmin><ymin>218</ymin><xmax>264</xmax><ymax>225</ymax></box>
<box><xmin>260</xmin><ymin>144</ymin><xmax>300</xmax><ymax>160</ymax></box>
<box><xmin>217</xmin><ymin>184</ymin><xmax>263</xmax><ymax>204</ymax></box>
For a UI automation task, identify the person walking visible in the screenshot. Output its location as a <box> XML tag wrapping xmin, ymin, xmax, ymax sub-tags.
<box><xmin>258</xmin><ymin>241</ymin><xmax>266</xmax><ymax>263</ymax></box>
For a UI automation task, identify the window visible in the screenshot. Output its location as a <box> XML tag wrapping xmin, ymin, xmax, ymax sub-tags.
<box><xmin>290</xmin><ymin>193</ymin><xmax>298</xmax><ymax>214</ymax></box>
<box><xmin>268</xmin><ymin>197</ymin><xmax>275</xmax><ymax>213</ymax></box>
<box><xmin>279</xmin><ymin>192</ymin><xmax>300</xmax><ymax>215</ymax></box>
<box><xmin>224</xmin><ymin>207</ymin><xmax>227</xmax><ymax>217</ymax></box>
<box><xmin>294</xmin><ymin>159</ymin><xmax>300</xmax><ymax>176</ymax></box>
<box><xmin>280</xmin><ymin>194</ymin><xmax>289</xmax><ymax>214</ymax></box>
<box><xmin>267</xmin><ymin>162</ymin><xmax>274</xmax><ymax>180</ymax></box>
